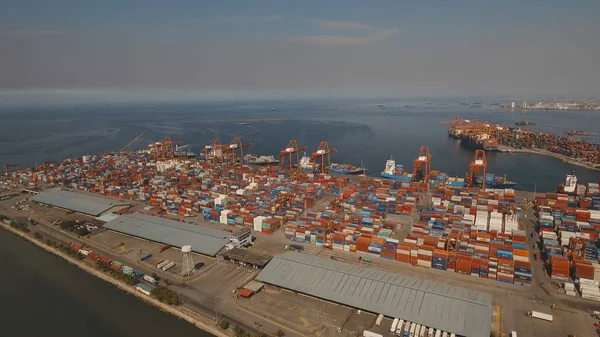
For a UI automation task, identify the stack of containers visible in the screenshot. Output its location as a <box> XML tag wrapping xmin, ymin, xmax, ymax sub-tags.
<box><xmin>456</xmin><ymin>254</ymin><xmax>472</xmax><ymax>275</ymax></box>
<box><xmin>432</xmin><ymin>250</ymin><xmax>448</xmax><ymax>270</ymax></box>
<box><xmin>382</xmin><ymin>238</ymin><xmax>399</xmax><ymax>260</ymax></box>
<box><xmin>475</xmin><ymin>210</ymin><xmax>489</xmax><ymax>231</ymax></box>
<box><xmin>578</xmin><ymin>279</ymin><xmax>600</xmax><ymax>301</ymax></box>
<box><xmin>417</xmin><ymin>247</ymin><xmax>433</xmax><ymax>267</ymax></box>
<box><xmin>488</xmin><ymin>211</ymin><xmax>503</xmax><ymax>232</ymax></box>
<box><xmin>550</xmin><ymin>256</ymin><xmax>570</xmax><ymax>281</ymax></box>
<box><xmin>514</xmin><ymin>261</ymin><xmax>533</xmax><ymax>286</ymax></box>
<box><xmin>497</xmin><ymin>256</ymin><xmax>515</xmax><ymax>284</ymax></box>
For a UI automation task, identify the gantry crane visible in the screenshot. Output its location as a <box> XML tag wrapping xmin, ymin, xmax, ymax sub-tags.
<box><xmin>149</xmin><ymin>136</ymin><xmax>179</xmax><ymax>160</ymax></box>
<box><xmin>274</xmin><ymin>192</ymin><xmax>295</xmax><ymax>213</ymax></box>
<box><xmin>279</xmin><ymin>140</ymin><xmax>306</xmax><ymax>170</ymax></box>
<box><xmin>203</xmin><ymin>138</ymin><xmax>224</xmax><ymax>161</ymax></box>
<box><xmin>120</xmin><ymin>128</ymin><xmax>151</xmax><ymax>153</ymax></box>
<box><xmin>223</xmin><ymin>137</ymin><xmax>252</xmax><ymax>164</ymax></box>
<box><xmin>310</xmin><ymin>142</ymin><xmax>337</xmax><ymax>174</ymax></box>
<box><xmin>322</xmin><ymin>220</ymin><xmax>340</xmax><ymax>250</ymax></box>
<box><xmin>412</xmin><ymin>146</ymin><xmax>431</xmax><ymax>182</ymax></box>
<box><xmin>466</xmin><ymin>149</ymin><xmax>487</xmax><ymax>189</ymax></box>
<box><xmin>4</xmin><ymin>164</ymin><xmax>20</xmax><ymax>176</ymax></box>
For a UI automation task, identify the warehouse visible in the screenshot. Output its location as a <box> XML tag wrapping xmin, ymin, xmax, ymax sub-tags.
<box><xmin>256</xmin><ymin>252</ymin><xmax>492</xmax><ymax>337</ymax></box>
<box><xmin>220</xmin><ymin>248</ymin><xmax>272</xmax><ymax>269</ymax></box>
<box><xmin>31</xmin><ymin>189</ymin><xmax>130</xmax><ymax>216</ymax></box>
<box><xmin>104</xmin><ymin>213</ymin><xmax>229</xmax><ymax>257</ymax></box>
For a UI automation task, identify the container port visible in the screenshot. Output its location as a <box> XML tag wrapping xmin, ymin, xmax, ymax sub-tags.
<box><xmin>2</xmin><ymin>133</ymin><xmax>600</xmax><ymax>337</ymax></box>
<box><xmin>443</xmin><ymin>116</ymin><xmax>600</xmax><ymax>168</ymax></box>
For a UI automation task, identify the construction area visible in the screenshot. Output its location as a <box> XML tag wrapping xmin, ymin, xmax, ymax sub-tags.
<box><xmin>2</xmin><ymin>131</ymin><xmax>600</xmax><ymax>337</ymax></box>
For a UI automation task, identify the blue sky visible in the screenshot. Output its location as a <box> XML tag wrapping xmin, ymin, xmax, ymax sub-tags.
<box><xmin>1</xmin><ymin>0</ymin><xmax>599</xmax><ymax>99</ymax></box>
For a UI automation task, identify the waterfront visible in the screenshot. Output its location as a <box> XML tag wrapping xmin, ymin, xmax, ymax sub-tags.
<box><xmin>0</xmin><ymin>97</ymin><xmax>598</xmax><ymax>192</ymax></box>
<box><xmin>0</xmin><ymin>228</ymin><xmax>214</xmax><ymax>337</ymax></box>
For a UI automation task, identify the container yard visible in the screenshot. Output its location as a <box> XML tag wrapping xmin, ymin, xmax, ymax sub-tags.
<box><xmin>443</xmin><ymin>116</ymin><xmax>600</xmax><ymax>168</ymax></box>
<box><xmin>2</xmin><ymin>134</ymin><xmax>600</xmax><ymax>337</ymax></box>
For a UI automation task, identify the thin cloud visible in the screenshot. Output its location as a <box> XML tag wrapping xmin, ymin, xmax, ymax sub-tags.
<box><xmin>219</xmin><ymin>15</ymin><xmax>281</xmax><ymax>24</ymax></box>
<box><xmin>2</xmin><ymin>29</ymin><xmax>70</xmax><ymax>36</ymax></box>
<box><xmin>312</xmin><ymin>20</ymin><xmax>371</xmax><ymax>31</ymax></box>
<box><xmin>291</xmin><ymin>28</ymin><xmax>399</xmax><ymax>46</ymax></box>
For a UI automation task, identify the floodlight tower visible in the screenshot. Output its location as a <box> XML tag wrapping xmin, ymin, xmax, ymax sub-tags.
<box><xmin>181</xmin><ymin>245</ymin><xmax>195</xmax><ymax>277</ymax></box>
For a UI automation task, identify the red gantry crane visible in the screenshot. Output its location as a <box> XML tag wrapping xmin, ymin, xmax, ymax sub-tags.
<box><xmin>466</xmin><ymin>149</ymin><xmax>487</xmax><ymax>189</ymax></box>
<box><xmin>412</xmin><ymin>146</ymin><xmax>431</xmax><ymax>182</ymax></box>
<box><xmin>279</xmin><ymin>140</ymin><xmax>306</xmax><ymax>170</ymax></box>
<box><xmin>224</xmin><ymin>136</ymin><xmax>252</xmax><ymax>164</ymax></box>
<box><xmin>203</xmin><ymin>138</ymin><xmax>224</xmax><ymax>162</ymax></box>
<box><xmin>4</xmin><ymin>164</ymin><xmax>20</xmax><ymax>176</ymax></box>
<box><xmin>149</xmin><ymin>136</ymin><xmax>179</xmax><ymax>160</ymax></box>
<box><xmin>310</xmin><ymin>142</ymin><xmax>337</xmax><ymax>174</ymax></box>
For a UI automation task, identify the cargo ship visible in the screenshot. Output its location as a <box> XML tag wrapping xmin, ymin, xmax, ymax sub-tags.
<box><xmin>244</xmin><ymin>154</ymin><xmax>279</xmax><ymax>166</ymax></box>
<box><xmin>515</xmin><ymin>120</ymin><xmax>536</xmax><ymax>126</ymax></box>
<box><xmin>298</xmin><ymin>155</ymin><xmax>366</xmax><ymax>175</ymax></box>
<box><xmin>558</xmin><ymin>171</ymin><xmax>578</xmax><ymax>195</ymax></box>
<box><xmin>174</xmin><ymin>145</ymin><xmax>196</xmax><ymax>159</ymax></box>
<box><xmin>479</xmin><ymin>174</ymin><xmax>517</xmax><ymax>189</ymax></box>
<box><xmin>380</xmin><ymin>157</ymin><xmax>413</xmax><ymax>181</ymax></box>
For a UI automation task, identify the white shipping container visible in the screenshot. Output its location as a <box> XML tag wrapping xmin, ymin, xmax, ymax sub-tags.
<box><xmin>528</xmin><ymin>311</ymin><xmax>553</xmax><ymax>321</ymax></box>
<box><xmin>363</xmin><ymin>331</ymin><xmax>384</xmax><ymax>337</ymax></box>
<box><xmin>157</xmin><ymin>260</ymin><xmax>170</xmax><ymax>269</ymax></box>
<box><xmin>162</xmin><ymin>261</ymin><xmax>175</xmax><ymax>271</ymax></box>
<box><xmin>143</xmin><ymin>275</ymin><xmax>157</xmax><ymax>284</ymax></box>
<box><xmin>391</xmin><ymin>318</ymin><xmax>400</xmax><ymax>333</ymax></box>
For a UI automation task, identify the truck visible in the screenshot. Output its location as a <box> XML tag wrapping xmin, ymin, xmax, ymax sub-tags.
<box><xmin>285</xmin><ymin>244</ymin><xmax>304</xmax><ymax>252</ymax></box>
<box><xmin>395</xmin><ymin>320</ymin><xmax>405</xmax><ymax>336</ymax></box>
<box><xmin>391</xmin><ymin>318</ymin><xmax>400</xmax><ymax>334</ymax></box>
<box><xmin>363</xmin><ymin>331</ymin><xmax>384</xmax><ymax>337</ymax></box>
<box><xmin>375</xmin><ymin>314</ymin><xmax>384</xmax><ymax>327</ymax></box>
<box><xmin>143</xmin><ymin>275</ymin><xmax>158</xmax><ymax>285</ymax></box>
<box><xmin>527</xmin><ymin>311</ymin><xmax>553</xmax><ymax>322</ymax></box>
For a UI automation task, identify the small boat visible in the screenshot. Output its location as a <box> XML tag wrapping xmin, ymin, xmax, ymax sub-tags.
<box><xmin>425</xmin><ymin>102</ymin><xmax>433</xmax><ymax>105</ymax></box>
<box><xmin>377</xmin><ymin>104</ymin><xmax>385</xmax><ymax>109</ymax></box>
<box><xmin>404</xmin><ymin>105</ymin><xmax>414</xmax><ymax>108</ymax></box>
<box><xmin>238</xmin><ymin>122</ymin><xmax>252</xmax><ymax>126</ymax></box>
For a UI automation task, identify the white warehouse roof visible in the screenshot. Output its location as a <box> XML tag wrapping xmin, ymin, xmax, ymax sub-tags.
<box><xmin>104</xmin><ymin>213</ymin><xmax>229</xmax><ymax>257</ymax></box>
<box><xmin>257</xmin><ymin>252</ymin><xmax>492</xmax><ymax>337</ymax></box>
<box><xmin>31</xmin><ymin>189</ymin><xmax>130</xmax><ymax>216</ymax></box>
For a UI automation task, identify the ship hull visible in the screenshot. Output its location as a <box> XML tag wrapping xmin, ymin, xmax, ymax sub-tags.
<box><xmin>330</xmin><ymin>168</ymin><xmax>367</xmax><ymax>175</ymax></box>
<box><xmin>246</xmin><ymin>161</ymin><xmax>279</xmax><ymax>166</ymax></box>
<box><xmin>485</xmin><ymin>182</ymin><xmax>517</xmax><ymax>189</ymax></box>
<box><xmin>380</xmin><ymin>173</ymin><xmax>412</xmax><ymax>181</ymax></box>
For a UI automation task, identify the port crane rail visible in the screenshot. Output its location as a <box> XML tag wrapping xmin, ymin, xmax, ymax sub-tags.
<box><xmin>310</xmin><ymin>141</ymin><xmax>336</xmax><ymax>174</ymax></box>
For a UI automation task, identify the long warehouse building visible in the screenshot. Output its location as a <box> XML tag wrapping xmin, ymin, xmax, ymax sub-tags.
<box><xmin>257</xmin><ymin>252</ymin><xmax>492</xmax><ymax>337</ymax></box>
<box><xmin>31</xmin><ymin>189</ymin><xmax>130</xmax><ymax>216</ymax></box>
<box><xmin>104</xmin><ymin>213</ymin><xmax>229</xmax><ymax>257</ymax></box>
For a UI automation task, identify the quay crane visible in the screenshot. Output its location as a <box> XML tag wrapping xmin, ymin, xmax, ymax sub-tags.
<box><xmin>322</xmin><ymin>220</ymin><xmax>340</xmax><ymax>250</ymax></box>
<box><xmin>412</xmin><ymin>146</ymin><xmax>431</xmax><ymax>182</ymax></box>
<box><xmin>223</xmin><ymin>137</ymin><xmax>252</xmax><ymax>164</ymax></box>
<box><xmin>203</xmin><ymin>138</ymin><xmax>224</xmax><ymax>162</ymax></box>
<box><xmin>120</xmin><ymin>128</ymin><xmax>151</xmax><ymax>153</ymax></box>
<box><xmin>310</xmin><ymin>141</ymin><xmax>336</xmax><ymax>174</ymax></box>
<box><xmin>279</xmin><ymin>140</ymin><xmax>306</xmax><ymax>170</ymax></box>
<box><xmin>148</xmin><ymin>136</ymin><xmax>179</xmax><ymax>160</ymax></box>
<box><xmin>4</xmin><ymin>164</ymin><xmax>20</xmax><ymax>176</ymax></box>
<box><xmin>466</xmin><ymin>149</ymin><xmax>487</xmax><ymax>189</ymax></box>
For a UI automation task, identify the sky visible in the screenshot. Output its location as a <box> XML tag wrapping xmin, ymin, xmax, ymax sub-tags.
<box><xmin>1</xmin><ymin>0</ymin><xmax>600</xmax><ymax>100</ymax></box>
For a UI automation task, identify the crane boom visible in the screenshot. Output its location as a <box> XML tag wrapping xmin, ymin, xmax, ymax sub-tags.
<box><xmin>120</xmin><ymin>128</ymin><xmax>151</xmax><ymax>152</ymax></box>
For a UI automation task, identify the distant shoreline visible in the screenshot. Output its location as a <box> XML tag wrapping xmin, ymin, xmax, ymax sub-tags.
<box><xmin>497</xmin><ymin>145</ymin><xmax>600</xmax><ymax>171</ymax></box>
<box><xmin>0</xmin><ymin>222</ymin><xmax>228</xmax><ymax>337</ymax></box>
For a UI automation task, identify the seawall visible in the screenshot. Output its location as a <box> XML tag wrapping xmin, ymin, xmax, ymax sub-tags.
<box><xmin>0</xmin><ymin>222</ymin><xmax>229</xmax><ymax>337</ymax></box>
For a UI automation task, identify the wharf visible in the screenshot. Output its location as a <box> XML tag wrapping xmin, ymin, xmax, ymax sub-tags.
<box><xmin>497</xmin><ymin>145</ymin><xmax>600</xmax><ymax>171</ymax></box>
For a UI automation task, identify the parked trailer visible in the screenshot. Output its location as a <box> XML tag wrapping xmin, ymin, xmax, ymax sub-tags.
<box><xmin>427</xmin><ymin>328</ymin><xmax>433</xmax><ymax>337</ymax></box>
<box><xmin>449</xmin><ymin>334</ymin><xmax>455</xmax><ymax>337</ymax></box>
<box><xmin>159</xmin><ymin>245</ymin><xmax>171</xmax><ymax>253</ymax></box>
<box><xmin>363</xmin><ymin>331</ymin><xmax>384</xmax><ymax>337</ymax></box>
<box><xmin>527</xmin><ymin>311</ymin><xmax>553</xmax><ymax>322</ymax></box>
<box><xmin>400</xmin><ymin>321</ymin><xmax>410</xmax><ymax>337</ymax></box>
<box><xmin>375</xmin><ymin>314</ymin><xmax>384</xmax><ymax>327</ymax></box>
<box><xmin>510</xmin><ymin>332</ymin><xmax>517</xmax><ymax>337</ymax></box>
<box><xmin>161</xmin><ymin>261</ymin><xmax>175</xmax><ymax>271</ymax></box>
<box><xmin>143</xmin><ymin>275</ymin><xmax>158</xmax><ymax>285</ymax></box>
<box><xmin>140</xmin><ymin>254</ymin><xmax>152</xmax><ymax>261</ymax></box>
<box><xmin>409</xmin><ymin>323</ymin><xmax>416</xmax><ymax>337</ymax></box>
<box><xmin>441</xmin><ymin>332</ymin><xmax>447</xmax><ymax>337</ymax></box>
<box><xmin>419</xmin><ymin>325</ymin><xmax>426</xmax><ymax>337</ymax></box>
<box><xmin>156</xmin><ymin>260</ymin><xmax>170</xmax><ymax>269</ymax></box>
<box><xmin>390</xmin><ymin>318</ymin><xmax>399</xmax><ymax>334</ymax></box>
<box><xmin>434</xmin><ymin>330</ymin><xmax>441</xmax><ymax>337</ymax></box>
<box><xmin>396</xmin><ymin>320</ymin><xmax>405</xmax><ymax>336</ymax></box>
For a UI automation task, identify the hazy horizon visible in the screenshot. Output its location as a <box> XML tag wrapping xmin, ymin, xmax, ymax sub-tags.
<box><xmin>2</xmin><ymin>0</ymin><xmax>599</xmax><ymax>98</ymax></box>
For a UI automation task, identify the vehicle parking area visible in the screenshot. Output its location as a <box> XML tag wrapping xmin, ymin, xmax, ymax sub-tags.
<box><xmin>88</xmin><ymin>230</ymin><xmax>215</xmax><ymax>279</ymax></box>
<box><xmin>239</xmin><ymin>289</ymin><xmax>353</xmax><ymax>335</ymax></box>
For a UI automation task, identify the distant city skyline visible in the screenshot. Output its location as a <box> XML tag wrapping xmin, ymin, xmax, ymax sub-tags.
<box><xmin>1</xmin><ymin>0</ymin><xmax>599</xmax><ymax>98</ymax></box>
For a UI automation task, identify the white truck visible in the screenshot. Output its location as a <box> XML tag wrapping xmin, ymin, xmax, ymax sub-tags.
<box><xmin>375</xmin><ymin>314</ymin><xmax>384</xmax><ymax>327</ymax></box>
<box><xmin>527</xmin><ymin>311</ymin><xmax>553</xmax><ymax>322</ymax></box>
<box><xmin>391</xmin><ymin>318</ymin><xmax>400</xmax><ymax>334</ymax></box>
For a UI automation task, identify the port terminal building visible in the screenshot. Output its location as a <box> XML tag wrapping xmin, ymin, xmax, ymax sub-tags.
<box><xmin>103</xmin><ymin>213</ymin><xmax>250</xmax><ymax>257</ymax></box>
<box><xmin>257</xmin><ymin>252</ymin><xmax>492</xmax><ymax>337</ymax></box>
<box><xmin>31</xmin><ymin>189</ymin><xmax>130</xmax><ymax>216</ymax></box>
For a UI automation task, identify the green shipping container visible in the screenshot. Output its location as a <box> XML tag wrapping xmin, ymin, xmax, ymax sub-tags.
<box><xmin>113</xmin><ymin>261</ymin><xmax>124</xmax><ymax>267</ymax></box>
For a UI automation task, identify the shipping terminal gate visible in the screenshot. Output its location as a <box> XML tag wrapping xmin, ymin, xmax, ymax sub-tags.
<box><xmin>257</xmin><ymin>252</ymin><xmax>492</xmax><ymax>337</ymax></box>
